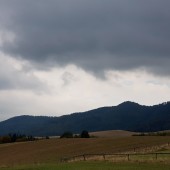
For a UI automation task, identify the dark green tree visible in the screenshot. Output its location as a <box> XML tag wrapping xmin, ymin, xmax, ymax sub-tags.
<box><xmin>60</xmin><ymin>131</ymin><xmax>73</xmax><ymax>138</ymax></box>
<box><xmin>81</xmin><ymin>130</ymin><xmax>90</xmax><ymax>138</ymax></box>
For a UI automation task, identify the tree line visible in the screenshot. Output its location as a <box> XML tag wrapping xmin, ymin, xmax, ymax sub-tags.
<box><xmin>133</xmin><ymin>131</ymin><xmax>170</xmax><ymax>136</ymax></box>
<box><xmin>0</xmin><ymin>130</ymin><xmax>90</xmax><ymax>144</ymax></box>
<box><xmin>60</xmin><ymin>130</ymin><xmax>90</xmax><ymax>138</ymax></box>
<box><xmin>0</xmin><ymin>133</ymin><xmax>35</xmax><ymax>144</ymax></box>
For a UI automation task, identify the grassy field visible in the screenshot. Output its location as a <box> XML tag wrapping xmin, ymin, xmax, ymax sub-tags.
<box><xmin>0</xmin><ymin>136</ymin><xmax>170</xmax><ymax>166</ymax></box>
<box><xmin>1</xmin><ymin>162</ymin><xmax>170</xmax><ymax>170</ymax></box>
<box><xmin>89</xmin><ymin>130</ymin><xmax>137</xmax><ymax>138</ymax></box>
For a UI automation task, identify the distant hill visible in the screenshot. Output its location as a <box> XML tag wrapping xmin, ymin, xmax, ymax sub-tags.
<box><xmin>0</xmin><ymin>101</ymin><xmax>170</xmax><ymax>136</ymax></box>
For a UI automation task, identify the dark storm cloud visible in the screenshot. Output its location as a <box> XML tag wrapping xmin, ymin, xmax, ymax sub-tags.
<box><xmin>0</xmin><ymin>0</ymin><xmax>170</xmax><ymax>76</ymax></box>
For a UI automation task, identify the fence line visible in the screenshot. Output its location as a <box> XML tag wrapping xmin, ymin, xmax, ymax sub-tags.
<box><xmin>61</xmin><ymin>142</ymin><xmax>170</xmax><ymax>162</ymax></box>
<box><xmin>61</xmin><ymin>152</ymin><xmax>170</xmax><ymax>162</ymax></box>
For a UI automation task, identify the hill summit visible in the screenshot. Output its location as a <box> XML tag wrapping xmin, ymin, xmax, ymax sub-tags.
<box><xmin>0</xmin><ymin>101</ymin><xmax>170</xmax><ymax>136</ymax></box>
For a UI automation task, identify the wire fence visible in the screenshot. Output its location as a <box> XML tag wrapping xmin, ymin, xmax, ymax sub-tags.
<box><xmin>61</xmin><ymin>142</ymin><xmax>170</xmax><ymax>162</ymax></box>
<box><xmin>61</xmin><ymin>152</ymin><xmax>170</xmax><ymax>162</ymax></box>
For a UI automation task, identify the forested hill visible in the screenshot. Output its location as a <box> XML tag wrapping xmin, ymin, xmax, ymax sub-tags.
<box><xmin>0</xmin><ymin>101</ymin><xmax>170</xmax><ymax>136</ymax></box>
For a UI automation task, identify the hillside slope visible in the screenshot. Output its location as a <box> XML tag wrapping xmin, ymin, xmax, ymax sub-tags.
<box><xmin>0</xmin><ymin>101</ymin><xmax>170</xmax><ymax>136</ymax></box>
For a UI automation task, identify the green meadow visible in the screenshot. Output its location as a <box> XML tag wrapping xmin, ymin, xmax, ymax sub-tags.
<box><xmin>1</xmin><ymin>162</ymin><xmax>170</xmax><ymax>170</ymax></box>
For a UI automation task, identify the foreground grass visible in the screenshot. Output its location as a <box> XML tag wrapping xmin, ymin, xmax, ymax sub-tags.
<box><xmin>1</xmin><ymin>162</ymin><xmax>170</xmax><ymax>170</ymax></box>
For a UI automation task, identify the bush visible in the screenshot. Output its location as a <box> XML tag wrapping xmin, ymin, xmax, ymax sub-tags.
<box><xmin>60</xmin><ymin>132</ymin><xmax>73</xmax><ymax>138</ymax></box>
<box><xmin>46</xmin><ymin>136</ymin><xmax>50</xmax><ymax>139</ymax></box>
<box><xmin>81</xmin><ymin>130</ymin><xmax>90</xmax><ymax>138</ymax></box>
<box><xmin>1</xmin><ymin>136</ymin><xmax>11</xmax><ymax>143</ymax></box>
<box><xmin>16</xmin><ymin>137</ymin><xmax>28</xmax><ymax>142</ymax></box>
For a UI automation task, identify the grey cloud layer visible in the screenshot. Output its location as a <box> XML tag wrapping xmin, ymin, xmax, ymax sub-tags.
<box><xmin>1</xmin><ymin>0</ymin><xmax>170</xmax><ymax>75</ymax></box>
<box><xmin>0</xmin><ymin>66</ymin><xmax>45</xmax><ymax>92</ymax></box>
<box><xmin>0</xmin><ymin>55</ymin><xmax>47</xmax><ymax>91</ymax></box>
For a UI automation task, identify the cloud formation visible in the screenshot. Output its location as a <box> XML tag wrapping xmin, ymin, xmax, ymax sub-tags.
<box><xmin>0</xmin><ymin>1</ymin><xmax>170</xmax><ymax>121</ymax></box>
<box><xmin>0</xmin><ymin>52</ymin><xmax>47</xmax><ymax>92</ymax></box>
<box><xmin>0</xmin><ymin>0</ymin><xmax>170</xmax><ymax>76</ymax></box>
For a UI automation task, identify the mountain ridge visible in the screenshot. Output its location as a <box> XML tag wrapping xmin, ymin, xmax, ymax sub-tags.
<box><xmin>0</xmin><ymin>101</ymin><xmax>170</xmax><ymax>136</ymax></box>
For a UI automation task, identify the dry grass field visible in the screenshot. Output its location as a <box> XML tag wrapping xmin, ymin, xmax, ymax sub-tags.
<box><xmin>0</xmin><ymin>136</ymin><xmax>170</xmax><ymax>166</ymax></box>
<box><xmin>89</xmin><ymin>130</ymin><xmax>137</xmax><ymax>138</ymax></box>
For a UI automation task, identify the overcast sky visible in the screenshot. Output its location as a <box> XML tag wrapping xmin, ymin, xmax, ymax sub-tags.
<box><xmin>0</xmin><ymin>0</ymin><xmax>170</xmax><ymax>121</ymax></box>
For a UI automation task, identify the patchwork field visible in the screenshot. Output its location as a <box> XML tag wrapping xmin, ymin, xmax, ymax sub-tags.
<box><xmin>0</xmin><ymin>136</ymin><xmax>170</xmax><ymax>167</ymax></box>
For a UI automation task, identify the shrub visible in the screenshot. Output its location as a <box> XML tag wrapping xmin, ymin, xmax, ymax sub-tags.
<box><xmin>81</xmin><ymin>130</ymin><xmax>90</xmax><ymax>138</ymax></box>
<box><xmin>1</xmin><ymin>136</ymin><xmax>11</xmax><ymax>143</ymax></box>
<box><xmin>60</xmin><ymin>131</ymin><xmax>73</xmax><ymax>138</ymax></box>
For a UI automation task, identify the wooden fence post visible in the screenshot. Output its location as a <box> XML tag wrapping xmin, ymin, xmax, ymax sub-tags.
<box><xmin>155</xmin><ymin>153</ymin><xmax>157</xmax><ymax>160</ymax></box>
<box><xmin>127</xmin><ymin>154</ymin><xmax>130</xmax><ymax>161</ymax></box>
<box><xmin>103</xmin><ymin>154</ymin><xmax>105</xmax><ymax>160</ymax></box>
<box><xmin>83</xmin><ymin>155</ymin><xmax>86</xmax><ymax>161</ymax></box>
